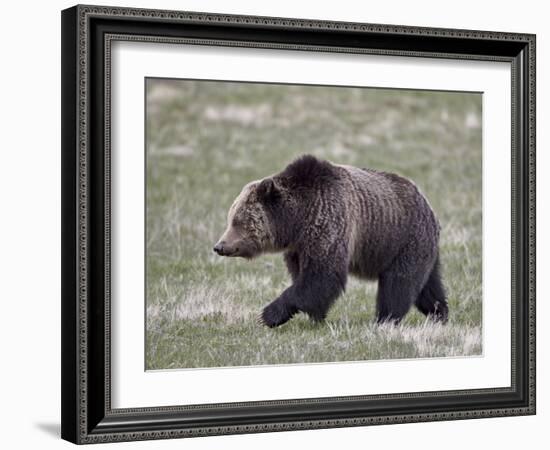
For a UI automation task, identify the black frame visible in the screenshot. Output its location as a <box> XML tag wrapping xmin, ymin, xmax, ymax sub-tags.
<box><xmin>61</xmin><ymin>4</ymin><xmax>536</xmax><ymax>444</ymax></box>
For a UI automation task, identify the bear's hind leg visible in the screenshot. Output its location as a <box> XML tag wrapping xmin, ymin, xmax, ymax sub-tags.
<box><xmin>375</xmin><ymin>246</ymin><xmax>435</xmax><ymax>324</ymax></box>
<box><xmin>414</xmin><ymin>256</ymin><xmax>448</xmax><ymax>323</ymax></box>
<box><xmin>376</xmin><ymin>269</ymin><xmax>420</xmax><ymax>324</ymax></box>
<box><xmin>376</xmin><ymin>236</ymin><xmax>441</xmax><ymax>324</ymax></box>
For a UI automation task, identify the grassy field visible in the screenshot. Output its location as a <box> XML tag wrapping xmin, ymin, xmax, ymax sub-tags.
<box><xmin>145</xmin><ymin>78</ymin><xmax>482</xmax><ymax>370</ymax></box>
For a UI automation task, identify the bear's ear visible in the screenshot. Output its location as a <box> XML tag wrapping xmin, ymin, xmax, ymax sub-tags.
<box><xmin>257</xmin><ymin>178</ymin><xmax>280</xmax><ymax>202</ymax></box>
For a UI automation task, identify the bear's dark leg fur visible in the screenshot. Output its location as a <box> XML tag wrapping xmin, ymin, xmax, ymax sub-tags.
<box><xmin>375</xmin><ymin>244</ymin><xmax>434</xmax><ymax>324</ymax></box>
<box><xmin>260</xmin><ymin>296</ymin><xmax>299</xmax><ymax>328</ymax></box>
<box><xmin>414</xmin><ymin>256</ymin><xmax>448</xmax><ymax>323</ymax></box>
<box><xmin>376</xmin><ymin>270</ymin><xmax>420</xmax><ymax>324</ymax></box>
<box><xmin>284</xmin><ymin>251</ymin><xmax>300</xmax><ymax>282</ymax></box>
<box><xmin>262</xmin><ymin>257</ymin><xmax>347</xmax><ymax>327</ymax></box>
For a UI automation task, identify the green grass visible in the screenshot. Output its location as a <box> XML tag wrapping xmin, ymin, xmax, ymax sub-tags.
<box><xmin>145</xmin><ymin>78</ymin><xmax>482</xmax><ymax>370</ymax></box>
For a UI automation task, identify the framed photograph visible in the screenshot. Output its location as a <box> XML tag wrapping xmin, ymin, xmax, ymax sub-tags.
<box><xmin>61</xmin><ymin>4</ymin><xmax>536</xmax><ymax>444</ymax></box>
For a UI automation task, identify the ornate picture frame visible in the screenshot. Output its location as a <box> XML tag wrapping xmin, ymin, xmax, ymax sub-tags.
<box><xmin>61</xmin><ymin>4</ymin><xmax>535</xmax><ymax>444</ymax></box>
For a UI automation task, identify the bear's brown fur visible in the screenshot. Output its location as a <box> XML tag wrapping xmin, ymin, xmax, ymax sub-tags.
<box><xmin>214</xmin><ymin>154</ymin><xmax>448</xmax><ymax>327</ymax></box>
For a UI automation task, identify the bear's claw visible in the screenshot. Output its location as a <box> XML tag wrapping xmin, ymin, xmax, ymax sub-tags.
<box><xmin>255</xmin><ymin>313</ymin><xmax>266</xmax><ymax>326</ymax></box>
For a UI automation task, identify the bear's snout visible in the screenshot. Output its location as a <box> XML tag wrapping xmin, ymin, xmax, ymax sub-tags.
<box><xmin>213</xmin><ymin>241</ymin><xmax>226</xmax><ymax>255</ymax></box>
<box><xmin>213</xmin><ymin>241</ymin><xmax>241</xmax><ymax>256</ymax></box>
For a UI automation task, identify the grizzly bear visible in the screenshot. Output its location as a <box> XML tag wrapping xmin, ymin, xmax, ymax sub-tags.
<box><xmin>214</xmin><ymin>154</ymin><xmax>448</xmax><ymax>328</ymax></box>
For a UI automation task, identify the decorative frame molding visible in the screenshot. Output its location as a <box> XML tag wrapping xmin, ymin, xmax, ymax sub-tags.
<box><xmin>61</xmin><ymin>4</ymin><xmax>536</xmax><ymax>444</ymax></box>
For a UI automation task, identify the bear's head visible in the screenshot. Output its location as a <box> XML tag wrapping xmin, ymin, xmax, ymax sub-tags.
<box><xmin>213</xmin><ymin>178</ymin><xmax>283</xmax><ymax>259</ymax></box>
<box><xmin>213</xmin><ymin>155</ymin><xmax>337</xmax><ymax>259</ymax></box>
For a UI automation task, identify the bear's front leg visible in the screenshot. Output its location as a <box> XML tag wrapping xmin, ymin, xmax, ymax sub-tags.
<box><xmin>260</xmin><ymin>297</ymin><xmax>298</xmax><ymax>328</ymax></box>
<box><xmin>260</xmin><ymin>256</ymin><xmax>348</xmax><ymax>327</ymax></box>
